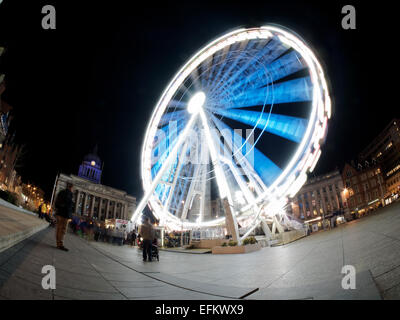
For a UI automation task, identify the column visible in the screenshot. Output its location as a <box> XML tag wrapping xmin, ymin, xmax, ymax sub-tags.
<box><xmin>113</xmin><ymin>202</ymin><xmax>117</xmax><ymax>219</ymax></box>
<box><xmin>90</xmin><ymin>195</ymin><xmax>95</xmax><ymax>217</ymax></box>
<box><xmin>105</xmin><ymin>199</ymin><xmax>110</xmax><ymax>220</ymax></box>
<box><xmin>320</xmin><ymin>188</ymin><xmax>327</xmax><ymax>213</ymax></box>
<box><xmin>83</xmin><ymin>193</ymin><xmax>88</xmax><ymax>216</ymax></box>
<box><xmin>98</xmin><ymin>198</ymin><xmax>103</xmax><ymax>220</ymax></box>
<box><xmin>74</xmin><ymin>190</ymin><xmax>81</xmax><ymax>214</ymax></box>
<box><xmin>123</xmin><ymin>204</ymin><xmax>127</xmax><ymax>220</ymax></box>
<box><xmin>301</xmin><ymin>194</ymin><xmax>307</xmax><ymax>218</ymax></box>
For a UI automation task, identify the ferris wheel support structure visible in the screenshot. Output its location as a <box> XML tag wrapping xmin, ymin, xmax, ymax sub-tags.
<box><xmin>131</xmin><ymin>112</ymin><xmax>199</xmax><ymax>223</ymax></box>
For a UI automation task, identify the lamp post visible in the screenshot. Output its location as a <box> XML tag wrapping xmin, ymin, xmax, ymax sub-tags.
<box><xmin>377</xmin><ymin>174</ymin><xmax>384</xmax><ymax>206</ymax></box>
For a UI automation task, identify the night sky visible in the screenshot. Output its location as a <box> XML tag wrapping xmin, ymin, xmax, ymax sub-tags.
<box><xmin>0</xmin><ymin>0</ymin><xmax>397</xmax><ymax>200</ymax></box>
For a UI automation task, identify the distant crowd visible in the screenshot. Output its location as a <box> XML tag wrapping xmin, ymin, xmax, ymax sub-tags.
<box><xmin>67</xmin><ymin>216</ymin><xmax>139</xmax><ymax>246</ymax></box>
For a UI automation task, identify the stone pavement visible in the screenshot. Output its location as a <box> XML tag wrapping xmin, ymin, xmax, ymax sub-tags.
<box><xmin>1</xmin><ymin>200</ymin><xmax>400</xmax><ymax>300</ymax></box>
<box><xmin>0</xmin><ymin>199</ymin><xmax>48</xmax><ymax>253</ymax></box>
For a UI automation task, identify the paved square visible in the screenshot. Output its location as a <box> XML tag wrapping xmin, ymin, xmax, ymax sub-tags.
<box><xmin>1</xmin><ymin>201</ymin><xmax>400</xmax><ymax>299</ymax></box>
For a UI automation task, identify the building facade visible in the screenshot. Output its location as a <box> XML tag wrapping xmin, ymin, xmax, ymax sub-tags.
<box><xmin>358</xmin><ymin>118</ymin><xmax>400</xmax><ymax>203</ymax></box>
<box><xmin>342</xmin><ymin>162</ymin><xmax>385</xmax><ymax>217</ymax></box>
<box><xmin>0</xmin><ymin>47</ymin><xmax>20</xmax><ymax>193</ymax></box>
<box><xmin>53</xmin><ymin>149</ymin><xmax>136</xmax><ymax>223</ymax></box>
<box><xmin>287</xmin><ymin>170</ymin><xmax>349</xmax><ymax>232</ymax></box>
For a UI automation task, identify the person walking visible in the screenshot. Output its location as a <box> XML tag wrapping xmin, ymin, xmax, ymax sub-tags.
<box><xmin>54</xmin><ymin>182</ymin><xmax>74</xmax><ymax>251</ymax></box>
<box><xmin>38</xmin><ymin>203</ymin><xmax>43</xmax><ymax>219</ymax></box>
<box><xmin>123</xmin><ymin>229</ymin><xmax>128</xmax><ymax>245</ymax></box>
<box><xmin>131</xmin><ymin>231</ymin><xmax>137</xmax><ymax>246</ymax></box>
<box><xmin>139</xmin><ymin>217</ymin><xmax>154</xmax><ymax>261</ymax></box>
<box><xmin>41</xmin><ymin>203</ymin><xmax>47</xmax><ymax>219</ymax></box>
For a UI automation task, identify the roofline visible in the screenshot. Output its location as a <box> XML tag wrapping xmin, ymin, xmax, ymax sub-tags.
<box><xmin>58</xmin><ymin>173</ymin><xmax>136</xmax><ymax>200</ymax></box>
<box><xmin>359</xmin><ymin>118</ymin><xmax>400</xmax><ymax>157</ymax></box>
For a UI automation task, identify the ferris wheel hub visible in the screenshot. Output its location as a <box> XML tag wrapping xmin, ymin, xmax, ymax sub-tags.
<box><xmin>187</xmin><ymin>91</ymin><xmax>206</xmax><ymax>114</ymax></box>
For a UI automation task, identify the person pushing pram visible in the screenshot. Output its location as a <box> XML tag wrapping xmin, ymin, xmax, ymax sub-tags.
<box><xmin>139</xmin><ymin>217</ymin><xmax>156</xmax><ymax>261</ymax></box>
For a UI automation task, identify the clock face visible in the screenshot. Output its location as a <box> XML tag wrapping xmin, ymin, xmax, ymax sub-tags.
<box><xmin>91</xmin><ymin>161</ymin><xmax>96</xmax><ymax>166</ymax></box>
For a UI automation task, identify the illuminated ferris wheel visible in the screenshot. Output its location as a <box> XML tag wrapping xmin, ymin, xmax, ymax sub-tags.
<box><xmin>131</xmin><ymin>26</ymin><xmax>330</xmax><ymax>242</ymax></box>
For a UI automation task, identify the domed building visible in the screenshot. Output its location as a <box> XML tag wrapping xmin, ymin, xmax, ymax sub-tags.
<box><xmin>52</xmin><ymin>146</ymin><xmax>136</xmax><ymax>227</ymax></box>
<box><xmin>78</xmin><ymin>145</ymin><xmax>102</xmax><ymax>184</ymax></box>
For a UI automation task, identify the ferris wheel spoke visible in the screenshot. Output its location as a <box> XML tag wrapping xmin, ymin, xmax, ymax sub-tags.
<box><xmin>131</xmin><ymin>112</ymin><xmax>199</xmax><ymax>223</ymax></box>
<box><xmin>167</xmin><ymin>99</ymin><xmax>188</xmax><ymax>110</ymax></box>
<box><xmin>219</xmin><ymin>76</ymin><xmax>313</xmax><ymax>109</ymax></box>
<box><xmin>208</xmin><ymin>40</ymin><xmax>255</xmax><ymax>95</ymax></box>
<box><xmin>209</xmin><ymin>39</ymin><xmax>274</xmax><ymax>95</ymax></box>
<box><xmin>208</xmin><ymin>123</ymin><xmax>256</xmax><ymax>205</ymax></box>
<box><xmin>200</xmin><ymin>55</ymin><xmax>213</xmax><ymax>89</ymax></box>
<box><xmin>250</xmin><ymin>50</ymin><xmax>306</xmax><ymax>86</ymax></box>
<box><xmin>163</xmin><ymin>138</ymin><xmax>191</xmax><ymax>214</ymax></box>
<box><xmin>205</xmin><ymin>52</ymin><xmax>224</xmax><ymax>89</ymax></box>
<box><xmin>159</xmin><ymin>110</ymin><xmax>188</xmax><ymax>126</ymax></box>
<box><xmin>207</xmin><ymin>42</ymin><xmax>241</xmax><ymax>92</ymax></box>
<box><xmin>189</xmin><ymin>66</ymin><xmax>202</xmax><ymax>91</ymax></box>
<box><xmin>152</xmin><ymin>119</ymin><xmax>188</xmax><ymax>162</ymax></box>
<box><xmin>211</xmin><ymin>108</ymin><xmax>308</xmax><ymax>143</ymax></box>
<box><xmin>180</xmin><ymin>162</ymin><xmax>202</xmax><ymax>220</ymax></box>
<box><xmin>210</xmin><ymin>37</ymin><xmax>289</xmax><ymax>97</ymax></box>
<box><xmin>228</xmin><ymin>50</ymin><xmax>306</xmax><ymax>95</ymax></box>
<box><xmin>151</xmin><ymin>133</ymin><xmax>179</xmax><ymax>179</ymax></box>
<box><xmin>209</xmin><ymin>114</ymin><xmax>282</xmax><ymax>188</ymax></box>
<box><xmin>209</xmin><ymin>113</ymin><xmax>265</xmax><ymax>195</ymax></box>
<box><xmin>199</xmin><ymin>108</ymin><xmax>233</xmax><ymax>203</ymax></box>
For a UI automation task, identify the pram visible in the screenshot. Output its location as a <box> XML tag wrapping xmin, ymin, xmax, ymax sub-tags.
<box><xmin>151</xmin><ymin>238</ymin><xmax>159</xmax><ymax>261</ymax></box>
<box><xmin>151</xmin><ymin>244</ymin><xmax>159</xmax><ymax>261</ymax></box>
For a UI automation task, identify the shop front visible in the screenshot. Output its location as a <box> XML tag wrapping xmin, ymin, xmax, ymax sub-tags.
<box><xmin>304</xmin><ymin>216</ymin><xmax>323</xmax><ymax>233</ymax></box>
<box><xmin>385</xmin><ymin>193</ymin><xmax>399</xmax><ymax>205</ymax></box>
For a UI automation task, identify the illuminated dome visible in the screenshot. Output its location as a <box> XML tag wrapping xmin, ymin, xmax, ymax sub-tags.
<box><xmin>78</xmin><ymin>145</ymin><xmax>102</xmax><ymax>184</ymax></box>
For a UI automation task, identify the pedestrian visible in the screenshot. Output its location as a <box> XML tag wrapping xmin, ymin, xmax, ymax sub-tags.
<box><xmin>120</xmin><ymin>229</ymin><xmax>125</xmax><ymax>246</ymax></box>
<box><xmin>123</xmin><ymin>229</ymin><xmax>128</xmax><ymax>245</ymax></box>
<box><xmin>132</xmin><ymin>231</ymin><xmax>137</xmax><ymax>246</ymax></box>
<box><xmin>41</xmin><ymin>203</ymin><xmax>47</xmax><ymax>219</ymax></box>
<box><xmin>94</xmin><ymin>223</ymin><xmax>99</xmax><ymax>241</ymax></box>
<box><xmin>38</xmin><ymin>203</ymin><xmax>43</xmax><ymax>219</ymax></box>
<box><xmin>54</xmin><ymin>182</ymin><xmax>74</xmax><ymax>251</ymax></box>
<box><xmin>139</xmin><ymin>217</ymin><xmax>155</xmax><ymax>262</ymax></box>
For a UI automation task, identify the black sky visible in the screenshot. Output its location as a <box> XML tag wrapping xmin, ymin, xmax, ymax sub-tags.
<box><xmin>0</xmin><ymin>0</ymin><xmax>398</xmax><ymax>200</ymax></box>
